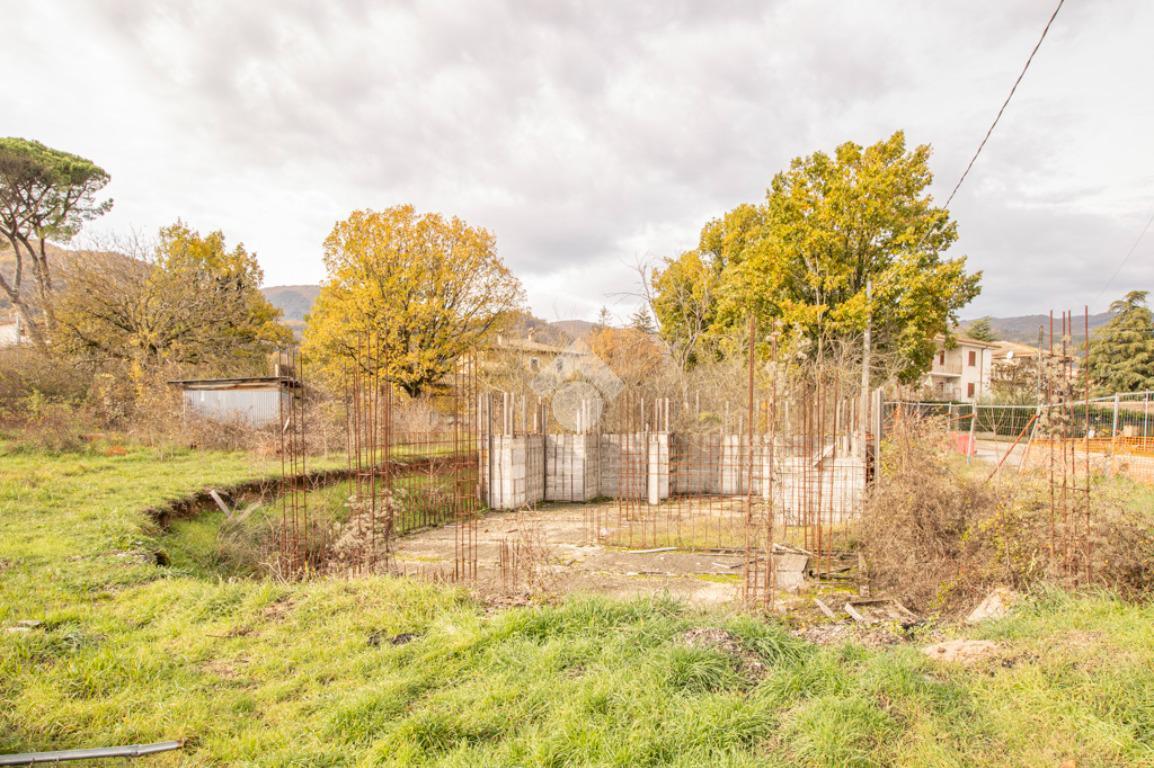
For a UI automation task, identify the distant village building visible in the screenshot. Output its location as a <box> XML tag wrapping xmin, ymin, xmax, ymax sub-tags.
<box><xmin>986</xmin><ymin>339</ymin><xmax>1081</xmax><ymax>401</ymax></box>
<box><xmin>170</xmin><ymin>376</ymin><xmax>300</xmax><ymax>427</ymax></box>
<box><xmin>991</xmin><ymin>339</ymin><xmax>1043</xmax><ymax>364</ymax></box>
<box><xmin>922</xmin><ymin>334</ymin><xmax>996</xmax><ymax>402</ymax></box>
<box><xmin>483</xmin><ymin>333</ymin><xmax>586</xmax><ymax>375</ymax></box>
<box><xmin>990</xmin><ymin>339</ymin><xmax>1076</xmax><ymax>373</ymax></box>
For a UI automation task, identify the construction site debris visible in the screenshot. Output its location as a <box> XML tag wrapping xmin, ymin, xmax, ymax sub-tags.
<box><xmin>813</xmin><ymin>597</ymin><xmax>839</xmax><ymax>620</ymax></box>
<box><xmin>844</xmin><ymin>597</ymin><xmax>920</xmax><ymax>627</ymax></box>
<box><xmin>965</xmin><ymin>587</ymin><xmax>1019</xmax><ymax>624</ymax></box>
<box><xmin>922</xmin><ymin>639</ymin><xmax>999</xmax><ymax>664</ymax></box>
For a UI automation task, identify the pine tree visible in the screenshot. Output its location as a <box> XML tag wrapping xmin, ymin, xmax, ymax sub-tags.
<box><xmin>630</xmin><ymin>305</ymin><xmax>656</xmax><ymax>334</ymax></box>
<box><xmin>1086</xmin><ymin>291</ymin><xmax>1154</xmax><ymax>394</ymax></box>
<box><xmin>967</xmin><ymin>317</ymin><xmax>997</xmax><ymax>342</ymax></box>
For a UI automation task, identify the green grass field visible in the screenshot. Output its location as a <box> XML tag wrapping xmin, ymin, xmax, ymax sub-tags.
<box><xmin>2</xmin><ymin>444</ymin><xmax>1153</xmax><ymax>766</ymax></box>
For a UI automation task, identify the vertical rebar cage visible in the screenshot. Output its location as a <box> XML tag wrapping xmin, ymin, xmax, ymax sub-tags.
<box><xmin>279</xmin><ymin>321</ymin><xmax>875</xmax><ymax>601</ymax></box>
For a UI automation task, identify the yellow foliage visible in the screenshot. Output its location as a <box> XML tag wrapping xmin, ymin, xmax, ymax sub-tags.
<box><xmin>303</xmin><ymin>206</ymin><xmax>524</xmax><ymax>395</ymax></box>
<box><xmin>53</xmin><ymin>222</ymin><xmax>290</xmax><ymax>377</ymax></box>
<box><xmin>588</xmin><ymin>326</ymin><xmax>665</xmax><ymax>387</ymax></box>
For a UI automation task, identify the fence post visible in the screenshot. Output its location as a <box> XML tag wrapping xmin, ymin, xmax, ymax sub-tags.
<box><xmin>871</xmin><ymin>389</ymin><xmax>883</xmax><ymax>486</ymax></box>
<box><xmin>1144</xmin><ymin>392</ymin><xmax>1150</xmax><ymax>447</ymax></box>
<box><xmin>1110</xmin><ymin>394</ymin><xmax>1120</xmax><ymax>477</ymax></box>
<box><xmin>967</xmin><ymin>403</ymin><xmax>977</xmax><ymax>463</ymax></box>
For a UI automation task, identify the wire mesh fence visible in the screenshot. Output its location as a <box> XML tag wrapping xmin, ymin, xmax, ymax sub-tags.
<box><xmin>884</xmin><ymin>393</ymin><xmax>1154</xmax><ymax>442</ymax></box>
<box><xmin>884</xmin><ymin>392</ymin><xmax>1154</xmax><ymax>486</ymax></box>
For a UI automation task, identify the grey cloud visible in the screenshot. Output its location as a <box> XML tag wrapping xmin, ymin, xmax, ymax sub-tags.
<box><xmin>4</xmin><ymin>0</ymin><xmax>1150</xmax><ymax>321</ymax></box>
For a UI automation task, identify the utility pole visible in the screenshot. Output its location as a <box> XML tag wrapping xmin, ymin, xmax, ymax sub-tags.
<box><xmin>1036</xmin><ymin>325</ymin><xmax>1044</xmax><ymax>404</ymax></box>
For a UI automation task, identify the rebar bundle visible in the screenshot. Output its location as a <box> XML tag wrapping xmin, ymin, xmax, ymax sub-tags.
<box><xmin>1041</xmin><ymin>308</ymin><xmax>1093</xmax><ymax>581</ymax></box>
<box><xmin>277</xmin><ymin>349</ymin><xmax>310</xmax><ymax>577</ymax></box>
<box><xmin>342</xmin><ymin>336</ymin><xmax>482</xmax><ymax>580</ymax></box>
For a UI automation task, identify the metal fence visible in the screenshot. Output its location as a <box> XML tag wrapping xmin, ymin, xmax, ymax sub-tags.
<box><xmin>884</xmin><ymin>392</ymin><xmax>1154</xmax><ymax>442</ymax></box>
<box><xmin>883</xmin><ymin>392</ymin><xmax>1154</xmax><ymax>485</ymax></box>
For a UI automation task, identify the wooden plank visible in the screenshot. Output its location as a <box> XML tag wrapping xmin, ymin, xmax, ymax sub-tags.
<box><xmin>208</xmin><ymin>489</ymin><xmax>232</xmax><ymax>519</ymax></box>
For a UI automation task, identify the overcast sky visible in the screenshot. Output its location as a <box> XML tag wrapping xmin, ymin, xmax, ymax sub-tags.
<box><xmin>4</xmin><ymin>0</ymin><xmax>1151</xmax><ymax>322</ymax></box>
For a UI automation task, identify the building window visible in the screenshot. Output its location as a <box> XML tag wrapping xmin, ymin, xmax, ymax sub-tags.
<box><xmin>968</xmin><ymin>350</ymin><xmax>977</xmax><ymax>367</ymax></box>
<box><xmin>530</xmin><ymin>357</ymin><xmax>539</xmax><ymax>371</ymax></box>
<box><xmin>967</xmin><ymin>382</ymin><xmax>975</xmax><ymax>398</ymax></box>
<box><xmin>938</xmin><ymin>351</ymin><xmax>945</xmax><ymax>365</ymax></box>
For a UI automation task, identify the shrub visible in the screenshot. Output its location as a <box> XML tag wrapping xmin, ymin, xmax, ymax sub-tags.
<box><xmin>0</xmin><ymin>346</ymin><xmax>92</xmax><ymax>423</ymax></box>
<box><xmin>860</xmin><ymin>415</ymin><xmax>1154</xmax><ymax>613</ymax></box>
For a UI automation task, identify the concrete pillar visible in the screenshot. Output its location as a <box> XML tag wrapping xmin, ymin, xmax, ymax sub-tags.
<box><xmin>487</xmin><ymin>435</ymin><xmax>545</xmax><ymax>509</ymax></box>
<box><xmin>646</xmin><ymin>432</ymin><xmax>669</xmax><ymax>505</ymax></box>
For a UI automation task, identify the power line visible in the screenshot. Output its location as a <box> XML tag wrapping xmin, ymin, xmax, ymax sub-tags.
<box><xmin>943</xmin><ymin>0</ymin><xmax>1065</xmax><ymax>209</ymax></box>
<box><xmin>1097</xmin><ymin>206</ymin><xmax>1154</xmax><ymax>301</ymax></box>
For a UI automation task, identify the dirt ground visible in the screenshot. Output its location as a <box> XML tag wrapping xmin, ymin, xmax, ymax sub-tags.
<box><xmin>974</xmin><ymin>437</ymin><xmax>1154</xmax><ymax>483</ymax></box>
<box><xmin>392</xmin><ymin>502</ymin><xmax>754</xmax><ymax>606</ymax></box>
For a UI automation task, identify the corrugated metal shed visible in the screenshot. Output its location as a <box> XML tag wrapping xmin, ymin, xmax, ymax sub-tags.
<box><xmin>169</xmin><ymin>377</ymin><xmax>300</xmax><ymax>427</ymax></box>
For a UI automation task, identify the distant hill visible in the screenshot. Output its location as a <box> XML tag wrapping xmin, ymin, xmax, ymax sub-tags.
<box><xmin>961</xmin><ymin>311</ymin><xmax>1114</xmax><ymax>347</ymax></box>
<box><xmin>260</xmin><ymin>283</ymin><xmax>1124</xmax><ymax>350</ymax></box>
<box><xmin>262</xmin><ymin>285</ymin><xmax>321</xmax><ymax>323</ymax></box>
<box><xmin>260</xmin><ymin>286</ymin><xmax>601</xmax><ymax>345</ymax></box>
<box><xmin>505</xmin><ymin>312</ymin><xmax>575</xmax><ymax>346</ymax></box>
<box><xmin>550</xmin><ymin>319</ymin><xmax>598</xmax><ymax>341</ymax></box>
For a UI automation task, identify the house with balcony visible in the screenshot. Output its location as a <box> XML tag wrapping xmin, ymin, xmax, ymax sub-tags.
<box><xmin>922</xmin><ymin>334</ymin><xmax>996</xmax><ymax>402</ymax></box>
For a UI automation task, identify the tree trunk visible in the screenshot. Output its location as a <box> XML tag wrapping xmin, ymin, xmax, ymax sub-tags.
<box><xmin>2</xmin><ymin>235</ymin><xmax>51</xmax><ymax>349</ymax></box>
<box><xmin>10</xmin><ymin>295</ymin><xmax>48</xmax><ymax>349</ymax></box>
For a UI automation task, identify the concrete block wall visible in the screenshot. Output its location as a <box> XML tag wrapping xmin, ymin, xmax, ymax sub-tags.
<box><xmin>672</xmin><ymin>437</ymin><xmax>864</xmax><ymax>510</ymax></box>
<box><xmin>598</xmin><ymin>433</ymin><xmax>670</xmax><ymax>500</ymax></box>
<box><xmin>713</xmin><ymin>436</ymin><xmax>776</xmax><ymax>497</ymax></box>
<box><xmin>670</xmin><ymin>433</ymin><xmax>722</xmax><ymax>495</ymax></box>
<box><xmin>484</xmin><ymin>435</ymin><xmax>545</xmax><ymax>510</ymax></box>
<box><xmin>481</xmin><ymin>430</ymin><xmax>863</xmax><ymax>515</ymax></box>
<box><xmin>600</xmin><ymin>431</ymin><xmax>637</xmax><ymax>495</ymax></box>
<box><xmin>545</xmin><ymin>434</ymin><xmax>601</xmax><ymax>502</ymax></box>
<box><xmin>719</xmin><ymin>435</ymin><xmax>746</xmax><ymax>495</ymax></box>
<box><xmin>646</xmin><ymin>432</ymin><xmax>670</xmax><ymax>504</ymax></box>
<box><xmin>774</xmin><ymin>455</ymin><xmax>864</xmax><ymax>522</ymax></box>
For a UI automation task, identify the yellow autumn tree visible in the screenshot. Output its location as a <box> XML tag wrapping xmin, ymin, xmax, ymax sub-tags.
<box><xmin>588</xmin><ymin>326</ymin><xmax>666</xmax><ymax>388</ymax></box>
<box><xmin>54</xmin><ymin>222</ymin><xmax>290</xmax><ymax>382</ymax></box>
<box><xmin>303</xmin><ymin>206</ymin><xmax>525</xmax><ymax>395</ymax></box>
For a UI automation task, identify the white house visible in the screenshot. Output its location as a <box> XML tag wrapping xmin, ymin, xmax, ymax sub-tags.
<box><xmin>923</xmin><ymin>334</ymin><xmax>995</xmax><ymax>402</ymax></box>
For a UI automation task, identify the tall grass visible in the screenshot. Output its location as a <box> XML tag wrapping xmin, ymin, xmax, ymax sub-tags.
<box><xmin>1</xmin><ymin>443</ymin><xmax>1153</xmax><ymax>765</ymax></box>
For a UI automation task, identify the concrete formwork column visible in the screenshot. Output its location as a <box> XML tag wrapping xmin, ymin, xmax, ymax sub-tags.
<box><xmin>720</xmin><ymin>434</ymin><xmax>744</xmax><ymax>495</ymax></box>
<box><xmin>488</xmin><ymin>435</ymin><xmax>546</xmax><ymax>510</ymax></box>
<box><xmin>647</xmin><ymin>432</ymin><xmax>670</xmax><ymax>505</ymax></box>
